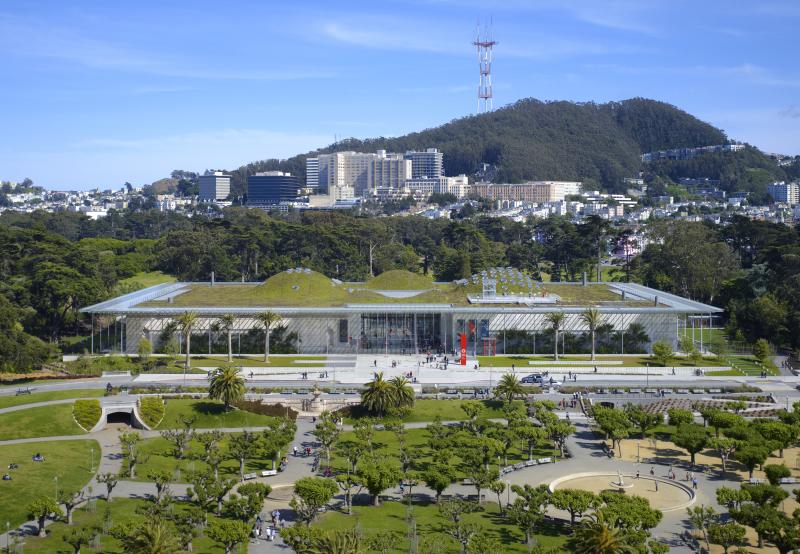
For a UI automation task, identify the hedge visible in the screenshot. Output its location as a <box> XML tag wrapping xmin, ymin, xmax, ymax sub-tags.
<box><xmin>73</xmin><ymin>399</ymin><xmax>102</xmax><ymax>431</ymax></box>
<box><xmin>138</xmin><ymin>396</ymin><xmax>165</xmax><ymax>428</ymax></box>
<box><xmin>235</xmin><ymin>399</ymin><xmax>298</xmax><ymax>421</ymax></box>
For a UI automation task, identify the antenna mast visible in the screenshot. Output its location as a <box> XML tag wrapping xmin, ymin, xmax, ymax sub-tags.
<box><xmin>473</xmin><ymin>19</ymin><xmax>497</xmax><ymax>114</ymax></box>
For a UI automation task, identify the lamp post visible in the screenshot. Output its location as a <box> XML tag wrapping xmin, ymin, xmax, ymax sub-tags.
<box><xmin>90</xmin><ymin>447</ymin><xmax>94</xmax><ymax>473</ymax></box>
<box><xmin>505</xmin><ymin>480</ymin><xmax>511</xmax><ymax>509</ymax></box>
<box><xmin>54</xmin><ymin>476</ymin><xmax>59</xmax><ymax>502</ymax></box>
<box><xmin>6</xmin><ymin>521</ymin><xmax>10</xmax><ymax>554</ymax></box>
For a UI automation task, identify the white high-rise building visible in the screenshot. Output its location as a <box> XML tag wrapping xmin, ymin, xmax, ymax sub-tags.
<box><xmin>405</xmin><ymin>148</ymin><xmax>443</xmax><ymax>179</ymax></box>
<box><xmin>305</xmin><ymin>158</ymin><xmax>319</xmax><ymax>189</ymax></box>
<box><xmin>316</xmin><ymin>150</ymin><xmax>411</xmax><ymax>196</ymax></box>
<box><xmin>198</xmin><ymin>171</ymin><xmax>231</xmax><ymax>202</ymax></box>
<box><xmin>768</xmin><ymin>181</ymin><xmax>799</xmax><ymax>205</ymax></box>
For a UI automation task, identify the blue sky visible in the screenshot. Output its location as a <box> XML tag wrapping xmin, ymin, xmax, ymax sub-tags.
<box><xmin>1</xmin><ymin>0</ymin><xmax>798</xmax><ymax>189</ymax></box>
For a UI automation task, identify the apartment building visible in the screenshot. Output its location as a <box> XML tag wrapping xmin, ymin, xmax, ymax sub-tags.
<box><xmin>405</xmin><ymin>148</ymin><xmax>443</xmax><ymax>179</ymax></box>
<box><xmin>470</xmin><ymin>181</ymin><xmax>582</xmax><ymax>203</ymax></box>
<box><xmin>198</xmin><ymin>171</ymin><xmax>231</xmax><ymax>202</ymax></box>
<box><xmin>767</xmin><ymin>181</ymin><xmax>799</xmax><ymax>205</ymax></box>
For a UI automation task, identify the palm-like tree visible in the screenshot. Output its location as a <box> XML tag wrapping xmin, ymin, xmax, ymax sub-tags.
<box><xmin>119</xmin><ymin>518</ymin><xmax>182</xmax><ymax>554</ymax></box>
<box><xmin>361</xmin><ymin>372</ymin><xmax>394</xmax><ymax>415</ymax></box>
<box><xmin>545</xmin><ymin>312</ymin><xmax>566</xmax><ymax>361</ymax></box>
<box><xmin>567</xmin><ymin>512</ymin><xmax>637</xmax><ymax>554</ymax></box>
<box><xmin>217</xmin><ymin>314</ymin><xmax>236</xmax><ymax>362</ymax></box>
<box><xmin>208</xmin><ymin>366</ymin><xmax>245</xmax><ymax>411</ymax></box>
<box><xmin>255</xmin><ymin>311</ymin><xmax>282</xmax><ymax>362</ymax></box>
<box><xmin>175</xmin><ymin>311</ymin><xmax>198</xmax><ymax>370</ymax></box>
<box><xmin>580</xmin><ymin>308</ymin><xmax>602</xmax><ymax>361</ymax></box>
<box><xmin>309</xmin><ymin>529</ymin><xmax>366</xmax><ymax>554</ymax></box>
<box><xmin>494</xmin><ymin>373</ymin><xmax>524</xmax><ymax>405</ymax></box>
<box><xmin>389</xmin><ymin>376</ymin><xmax>415</xmax><ymax>408</ymax></box>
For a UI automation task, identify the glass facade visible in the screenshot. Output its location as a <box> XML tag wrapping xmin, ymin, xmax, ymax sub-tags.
<box><xmin>359</xmin><ymin>313</ymin><xmax>441</xmax><ymax>354</ymax></box>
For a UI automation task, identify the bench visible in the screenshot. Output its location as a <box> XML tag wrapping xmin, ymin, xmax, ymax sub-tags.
<box><xmin>537</xmin><ymin>457</ymin><xmax>553</xmax><ymax>464</ymax></box>
<box><xmin>708</xmin><ymin>389</ymin><xmax>722</xmax><ymax>393</ymax></box>
<box><xmin>15</xmin><ymin>388</ymin><xmax>32</xmax><ymax>396</ymax></box>
<box><xmin>629</xmin><ymin>389</ymin><xmax>642</xmax><ymax>394</ymax></box>
<box><xmin>780</xmin><ymin>477</ymin><xmax>798</xmax><ymax>484</ymax></box>
<box><xmin>524</xmin><ymin>460</ymin><xmax>537</xmax><ymax>467</ymax></box>
<box><xmin>749</xmin><ymin>477</ymin><xmax>763</xmax><ymax>484</ymax></box>
<box><xmin>691</xmin><ymin>389</ymin><xmax>704</xmax><ymax>394</ymax></box>
<box><xmin>677</xmin><ymin>389</ymin><xmax>690</xmax><ymax>394</ymax></box>
<box><xmin>261</xmin><ymin>470</ymin><xmax>278</xmax><ymax>477</ymax></box>
<box><xmin>344</xmin><ymin>389</ymin><xmax>358</xmax><ymax>395</ymax></box>
<box><xmin>243</xmin><ymin>473</ymin><xmax>257</xmax><ymax>481</ymax></box>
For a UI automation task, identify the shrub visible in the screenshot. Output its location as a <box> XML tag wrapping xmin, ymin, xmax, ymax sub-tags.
<box><xmin>73</xmin><ymin>399</ymin><xmax>102</xmax><ymax>431</ymax></box>
<box><xmin>139</xmin><ymin>396</ymin><xmax>165</xmax><ymax>428</ymax></box>
<box><xmin>235</xmin><ymin>399</ymin><xmax>298</xmax><ymax>420</ymax></box>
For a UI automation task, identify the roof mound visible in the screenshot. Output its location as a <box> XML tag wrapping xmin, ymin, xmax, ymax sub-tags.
<box><xmin>364</xmin><ymin>270</ymin><xmax>434</xmax><ymax>291</ymax></box>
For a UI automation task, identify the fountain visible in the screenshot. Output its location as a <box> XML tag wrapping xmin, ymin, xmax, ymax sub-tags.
<box><xmin>609</xmin><ymin>469</ymin><xmax>634</xmax><ymax>493</ymax></box>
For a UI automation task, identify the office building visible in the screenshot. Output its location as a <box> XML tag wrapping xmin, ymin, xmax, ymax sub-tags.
<box><xmin>305</xmin><ymin>158</ymin><xmax>319</xmax><ymax>189</ymax></box>
<box><xmin>198</xmin><ymin>171</ymin><xmax>231</xmax><ymax>202</ymax></box>
<box><xmin>767</xmin><ymin>182</ymin><xmax>799</xmax><ymax>205</ymax></box>
<box><xmin>405</xmin><ymin>175</ymin><xmax>470</xmax><ymax>199</ymax></box>
<box><xmin>405</xmin><ymin>148</ymin><xmax>444</xmax><ymax>179</ymax></box>
<box><xmin>470</xmin><ymin>181</ymin><xmax>582</xmax><ymax>203</ymax></box>
<box><xmin>247</xmin><ymin>172</ymin><xmax>300</xmax><ymax>207</ymax></box>
<box><xmin>314</xmin><ymin>150</ymin><xmax>413</xmax><ymax>196</ymax></box>
<box><xmin>367</xmin><ymin>152</ymin><xmax>412</xmax><ymax>194</ymax></box>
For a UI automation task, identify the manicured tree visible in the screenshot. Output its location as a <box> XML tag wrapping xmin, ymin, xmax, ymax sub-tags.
<box><xmin>217</xmin><ymin>313</ymin><xmax>236</xmax><ymax>362</ymax></box>
<box><xmin>439</xmin><ymin>499</ymin><xmax>481</xmax><ymax>554</ymax></box>
<box><xmin>228</xmin><ymin>430</ymin><xmax>259</xmax><ymax>481</ymax></box>
<box><xmin>507</xmin><ymin>484</ymin><xmax>551</xmax><ymax>547</ymax></box>
<box><xmin>758</xmin><ymin>509</ymin><xmax>800</xmax><ymax>554</ymax></box>
<box><xmin>335</xmin><ymin>472</ymin><xmax>364</xmax><ymax>515</ymax></box>
<box><xmin>196</xmin><ymin>430</ymin><xmax>225</xmax><ymax>479</ymax></box>
<box><xmin>755</xmin><ymin>420</ymin><xmax>796</xmax><ymax>457</ymax></box>
<box><xmin>708</xmin><ymin>410</ymin><xmax>743</xmax><ymax>438</ymax></box>
<box><xmin>687</xmin><ymin>505</ymin><xmax>716</xmax><ymax>552</ymax></box>
<box><xmin>753</xmin><ymin>338</ymin><xmax>770</xmax><ymax>363</ymax></box>
<box><xmin>206</xmin><ymin>519</ymin><xmax>251</xmax><ymax>554</ymax></box>
<box><xmin>624</xmin><ymin>404</ymin><xmax>663</xmax><ymax>438</ymax></box>
<box><xmin>208</xmin><ymin>365</ymin><xmax>245</xmax><ymax>410</ymax></box>
<box><xmin>226</xmin><ymin>483</ymin><xmax>272</xmax><ymax>523</ymax></box>
<box><xmin>546</xmin><ymin>419</ymin><xmax>576</xmax><ymax>458</ymax></box>
<box><xmin>514</xmin><ymin>421</ymin><xmax>547</xmax><ymax>461</ymax></box>
<box><xmin>57</xmin><ymin>489</ymin><xmax>84</xmax><ymax>525</ymax></box>
<box><xmin>708</xmin><ymin>522</ymin><xmax>746</xmax><ymax>554</ymax></box>
<box><xmin>673</xmin><ymin>423</ymin><xmax>709</xmax><ymax>466</ymax></box>
<box><xmin>119</xmin><ymin>431</ymin><xmax>142</xmax><ymax>478</ymax></box>
<box><xmin>147</xmin><ymin>469</ymin><xmax>173</xmax><ymax>501</ymax></box>
<box><xmin>545</xmin><ymin>312</ymin><xmax>565</xmax><ymax>360</ymax></box>
<box><xmin>551</xmin><ymin>489</ymin><xmax>598</xmax><ymax>525</ymax></box>
<box><xmin>261</xmin><ymin>417</ymin><xmax>297</xmax><ymax>470</ymax></box>
<box><xmin>361</xmin><ymin>372</ymin><xmax>394</xmax><ymax>416</ymax></box>
<box><xmin>175</xmin><ymin>311</ymin><xmax>198</xmax><ymax>370</ymax></box>
<box><xmin>160</xmin><ymin>415</ymin><xmax>196</xmax><ymax>459</ymax></box>
<box><xmin>764</xmin><ymin>463</ymin><xmax>791</xmax><ymax>486</ymax></box>
<box><xmin>255</xmin><ymin>310</ymin><xmax>281</xmax><ymax>362</ymax></box>
<box><xmin>708</xmin><ymin>437</ymin><xmax>740</xmax><ymax>472</ymax></box>
<box><xmin>598</xmin><ymin>490</ymin><xmax>662</xmax><ymax>531</ymax></box>
<box><xmin>465</xmin><ymin>466</ymin><xmax>498</xmax><ymax>505</ymax></box>
<box><xmin>314</xmin><ymin>412</ymin><xmax>340</xmax><ymax>468</ymax></box>
<box><xmin>581</xmin><ymin>308</ymin><xmax>602</xmax><ymax>361</ymax></box>
<box><xmin>716</xmin><ymin>486</ymin><xmax>751</xmax><ymax>511</ymax></box>
<box><xmin>291</xmin><ymin>477</ymin><xmax>338</xmax><ymax>525</ymax></box>
<box><xmin>737</xmin><ymin>444</ymin><xmax>771</xmax><ymax>478</ymax></box>
<box><xmin>389</xmin><ymin>375</ymin><xmax>415</xmax><ymax>409</ymax></box>
<box><xmin>566</xmin><ymin>511</ymin><xmax>635</xmax><ymax>554</ymax></box>
<box><xmin>27</xmin><ymin>497</ymin><xmax>63</xmax><ymax>537</ymax></box>
<box><xmin>651</xmin><ymin>340</ymin><xmax>674</xmax><ymax>367</ymax></box>
<box><xmin>667</xmin><ymin>407</ymin><xmax>693</xmax><ymax>427</ymax></box>
<box><xmin>494</xmin><ymin>373</ymin><xmax>524</xmax><ymax>405</ymax></box>
<box><xmin>489</xmin><ymin>480</ymin><xmax>507</xmax><ymax>514</ymax></box>
<box><xmin>357</xmin><ymin>455</ymin><xmax>401</xmax><ymax>506</ymax></box>
<box><xmin>423</xmin><ymin>463</ymin><xmax>457</xmax><ymax>504</ymax></box>
<box><xmin>97</xmin><ymin>472</ymin><xmax>118</xmax><ymax>502</ymax></box>
<box><xmin>593</xmin><ymin>406</ymin><xmax>633</xmax><ymax>457</ymax></box>
<box><xmin>65</xmin><ymin>525</ymin><xmax>98</xmax><ymax>554</ymax></box>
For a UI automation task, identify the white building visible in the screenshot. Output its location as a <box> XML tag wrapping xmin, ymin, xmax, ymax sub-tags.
<box><xmin>767</xmin><ymin>182</ymin><xmax>799</xmax><ymax>205</ymax></box>
<box><xmin>198</xmin><ymin>171</ymin><xmax>231</xmax><ymax>202</ymax></box>
<box><xmin>405</xmin><ymin>148</ymin><xmax>443</xmax><ymax>179</ymax></box>
<box><xmin>305</xmin><ymin>158</ymin><xmax>319</xmax><ymax>189</ymax></box>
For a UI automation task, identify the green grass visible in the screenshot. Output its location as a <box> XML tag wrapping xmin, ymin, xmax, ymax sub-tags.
<box><xmin>315</xmin><ymin>500</ymin><xmax>568</xmax><ymax>553</ymax></box>
<box><xmin>0</xmin><ymin>440</ymin><xmax>98</xmax><ymax>527</ymax></box>
<box><xmin>706</xmin><ymin>369</ymin><xmax>745</xmax><ymax>376</ymax></box>
<box><xmin>131</xmin><ymin>434</ymin><xmax>283</xmax><ymax>482</ymax></box>
<box><xmin>0</xmin><ymin>389</ymin><xmax>104</xmax><ymax>409</ymax></box>
<box><xmin>185</xmin><ymin>355</ymin><xmax>325</xmax><ymax>368</ymax></box>
<box><xmin>0</xmin><ymin>403</ymin><xmax>85</xmax><ymax>440</ymax></box>
<box><xmin>346</xmin><ymin>399</ymin><xmax>525</xmax><ymax>424</ymax></box>
<box><xmin>363</xmin><ymin>270</ymin><xmax>434</xmax><ymax>290</ymax></box>
<box><xmin>118</xmin><ymin>270</ymin><xmax>176</xmax><ymax>288</ymax></box>
<box><xmin>476</xmin><ymin>355</ymin><xmax>726</xmax><ymax>368</ymax></box>
<box><xmin>73</xmin><ymin>399</ymin><xmax>102</xmax><ymax>431</ymax></box>
<box><xmin>157</xmin><ymin>398</ymin><xmax>283</xmax><ymax>429</ymax></box>
<box><xmin>21</xmin><ymin>498</ymin><xmax>243</xmax><ymax>553</ymax></box>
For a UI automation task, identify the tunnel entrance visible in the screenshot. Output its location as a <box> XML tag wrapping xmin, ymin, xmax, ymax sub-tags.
<box><xmin>106</xmin><ymin>411</ymin><xmax>133</xmax><ymax>426</ymax></box>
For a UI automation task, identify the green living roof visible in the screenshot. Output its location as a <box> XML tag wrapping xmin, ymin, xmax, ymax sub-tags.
<box><xmin>140</xmin><ymin>269</ymin><xmax>638</xmax><ymax>308</ymax></box>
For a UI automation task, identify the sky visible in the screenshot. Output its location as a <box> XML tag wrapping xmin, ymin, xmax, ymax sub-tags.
<box><xmin>1</xmin><ymin>0</ymin><xmax>798</xmax><ymax>190</ymax></box>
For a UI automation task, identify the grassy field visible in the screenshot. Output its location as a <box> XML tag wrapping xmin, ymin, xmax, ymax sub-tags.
<box><xmin>0</xmin><ymin>403</ymin><xmax>86</xmax><ymax>440</ymax></box>
<box><xmin>130</xmin><ymin>434</ymin><xmax>284</xmax><ymax>482</ymax></box>
<box><xmin>21</xmin><ymin>498</ymin><xmax>243</xmax><ymax>553</ymax></box>
<box><xmin>118</xmin><ymin>270</ymin><xmax>176</xmax><ymax>288</ymax></box>
<box><xmin>346</xmin><ymin>399</ymin><xmax>525</xmax><ymax>424</ymax></box>
<box><xmin>185</xmin><ymin>355</ymin><xmax>325</xmax><ymax>368</ymax></box>
<box><xmin>476</xmin><ymin>355</ymin><xmax>726</xmax><ymax>368</ymax></box>
<box><xmin>0</xmin><ymin>388</ymin><xmax>104</xmax><ymax>409</ymax></box>
<box><xmin>315</xmin><ymin>500</ymin><xmax>568</xmax><ymax>553</ymax></box>
<box><xmin>157</xmin><ymin>398</ymin><xmax>284</xmax><ymax>429</ymax></box>
<box><xmin>0</xmin><ymin>440</ymin><xmax>98</xmax><ymax>527</ymax></box>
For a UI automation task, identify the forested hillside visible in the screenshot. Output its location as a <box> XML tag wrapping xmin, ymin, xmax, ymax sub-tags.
<box><xmin>222</xmin><ymin>98</ymin><xmax>731</xmax><ymax>194</ymax></box>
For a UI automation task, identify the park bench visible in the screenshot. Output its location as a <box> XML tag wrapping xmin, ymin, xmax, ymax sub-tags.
<box><xmin>243</xmin><ymin>473</ymin><xmax>257</xmax><ymax>481</ymax></box>
<box><xmin>780</xmin><ymin>477</ymin><xmax>798</xmax><ymax>484</ymax></box>
<box><xmin>645</xmin><ymin>389</ymin><xmax>658</xmax><ymax>394</ymax></box>
<box><xmin>15</xmin><ymin>388</ymin><xmax>32</xmax><ymax>396</ymax></box>
<box><xmin>524</xmin><ymin>460</ymin><xmax>537</xmax><ymax>467</ymax></box>
<box><xmin>708</xmin><ymin>389</ymin><xmax>722</xmax><ymax>393</ymax></box>
<box><xmin>691</xmin><ymin>389</ymin><xmax>704</xmax><ymax>394</ymax></box>
<box><xmin>629</xmin><ymin>389</ymin><xmax>642</xmax><ymax>394</ymax></box>
<box><xmin>344</xmin><ymin>389</ymin><xmax>358</xmax><ymax>395</ymax></box>
<box><xmin>677</xmin><ymin>389</ymin><xmax>690</xmax><ymax>394</ymax></box>
<box><xmin>537</xmin><ymin>457</ymin><xmax>553</xmax><ymax>464</ymax></box>
<box><xmin>260</xmin><ymin>470</ymin><xmax>278</xmax><ymax>477</ymax></box>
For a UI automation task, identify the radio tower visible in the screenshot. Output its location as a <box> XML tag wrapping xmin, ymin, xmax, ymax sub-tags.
<box><xmin>473</xmin><ymin>20</ymin><xmax>497</xmax><ymax>114</ymax></box>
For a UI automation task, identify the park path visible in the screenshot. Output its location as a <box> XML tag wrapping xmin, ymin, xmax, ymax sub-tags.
<box><xmin>0</xmin><ymin>398</ymin><xmax>92</xmax><ymax>415</ymax></box>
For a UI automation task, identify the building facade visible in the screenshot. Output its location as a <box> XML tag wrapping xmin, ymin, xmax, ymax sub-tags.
<box><xmin>305</xmin><ymin>158</ymin><xmax>319</xmax><ymax>189</ymax></box>
<box><xmin>405</xmin><ymin>148</ymin><xmax>444</xmax><ymax>179</ymax></box>
<box><xmin>247</xmin><ymin>172</ymin><xmax>300</xmax><ymax>207</ymax></box>
<box><xmin>767</xmin><ymin>182</ymin><xmax>799</xmax><ymax>205</ymax></box>
<box><xmin>471</xmin><ymin>181</ymin><xmax>582</xmax><ymax>203</ymax></box>
<box><xmin>198</xmin><ymin>172</ymin><xmax>231</xmax><ymax>202</ymax></box>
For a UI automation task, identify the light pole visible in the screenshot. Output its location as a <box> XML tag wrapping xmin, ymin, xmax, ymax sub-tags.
<box><xmin>54</xmin><ymin>476</ymin><xmax>59</xmax><ymax>502</ymax></box>
<box><xmin>637</xmin><ymin>442</ymin><xmax>641</xmax><ymax>464</ymax></box>
<box><xmin>505</xmin><ymin>480</ymin><xmax>511</xmax><ymax>509</ymax></box>
<box><xmin>6</xmin><ymin>521</ymin><xmax>9</xmax><ymax>554</ymax></box>
<box><xmin>90</xmin><ymin>447</ymin><xmax>94</xmax><ymax>473</ymax></box>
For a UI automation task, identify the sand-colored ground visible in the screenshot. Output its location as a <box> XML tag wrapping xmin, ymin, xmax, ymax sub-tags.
<box><xmin>552</xmin><ymin>474</ymin><xmax>691</xmax><ymax>511</ymax></box>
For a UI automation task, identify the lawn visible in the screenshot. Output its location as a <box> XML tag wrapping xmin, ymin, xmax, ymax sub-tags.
<box><xmin>130</xmin><ymin>434</ymin><xmax>285</xmax><ymax>482</ymax></box>
<box><xmin>346</xmin><ymin>399</ymin><xmax>525</xmax><ymax>424</ymax></box>
<box><xmin>0</xmin><ymin>440</ymin><xmax>98</xmax><ymax>527</ymax></box>
<box><xmin>0</xmin><ymin>403</ymin><xmax>86</xmax><ymax>440</ymax></box>
<box><xmin>157</xmin><ymin>398</ymin><xmax>285</xmax><ymax>429</ymax></box>
<box><xmin>118</xmin><ymin>270</ymin><xmax>176</xmax><ymax>288</ymax></box>
<box><xmin>476</xmin><ymin>355</ymin><xmax>726</xmax><ymax>368</ymax></box>
<box><xmin>315</xmin><ymin>500</ymin><xmax>568</xmax><ymax>553</ymax></box>
<box><xmin>21</xmin><ymin>498</ymin><xmax>244</xmax><ymax>553</ymax></box>
<box><xmin>0</xmin><ymin>388</ymin><xmax>104</xmax><ymax>409</ymax></box>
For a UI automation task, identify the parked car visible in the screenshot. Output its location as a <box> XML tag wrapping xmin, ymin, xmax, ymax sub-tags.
<box><xmin>521</xmin><ymin>374</ymin><xmax>543</xmax><ymax>384</ymax></box>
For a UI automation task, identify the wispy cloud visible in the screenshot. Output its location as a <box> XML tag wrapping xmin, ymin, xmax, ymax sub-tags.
<box><xmin>585</xmin><ymin>62</ymin><xmax>800</xmax><ymax>87</ymax></box>
<box><xmin>0</xmin><ymin>14</ymin><xmax>333</xmax><ymax>81</ymax></box>
<box><xmin>779</xmin><ymin>106</ymin><xmax>800</xmax><ymax>119</ymax></box>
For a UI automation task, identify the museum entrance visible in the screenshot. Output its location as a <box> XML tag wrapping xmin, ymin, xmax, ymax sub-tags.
<box><xmin>358</xmin><ymin>313</ymin><xmax>441</xmax><ymax>354</ymax></box>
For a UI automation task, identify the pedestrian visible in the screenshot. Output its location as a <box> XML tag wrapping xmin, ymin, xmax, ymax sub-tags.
<box><xmin>692</xmin><ymin>477</ymin><xmax>698</xmax><ymax>490</ymax></box>
<box><xmin>636</xmin><ymin>470</ymin><xmax>640</xmax><ymax>479</ymax></box>
<box><xmin>650</xmin><ymin>466</ymin><xmax>655</xmax><ymax>476</ymax></box>
<box><xmin>655</xmin><ymin>480</ymin><xmax>658</xmax><ymax>492</ymax></box>
<box><xmin>293</xmin><ymin>446</ymin><xmax>298</xmax><ymax>457</ymax></box>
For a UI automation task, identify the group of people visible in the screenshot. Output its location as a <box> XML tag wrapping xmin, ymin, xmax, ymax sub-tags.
<box><xmin>252</xmin><ymin>512</ymin><xmax>282</xmax><ymax>542</ymax></box>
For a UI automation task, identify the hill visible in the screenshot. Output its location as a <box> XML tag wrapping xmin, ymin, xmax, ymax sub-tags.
<box><xmin>222</xmin><ymin>97</ymin><xmax>774</xmax><ymax>194</ymax></box>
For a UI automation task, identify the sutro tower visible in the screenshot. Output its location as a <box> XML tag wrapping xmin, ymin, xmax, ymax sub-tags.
<box><xmin>473</xmin><ymin>20</ymin><xmax>497</xmax><ymax>114</ymax></box>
